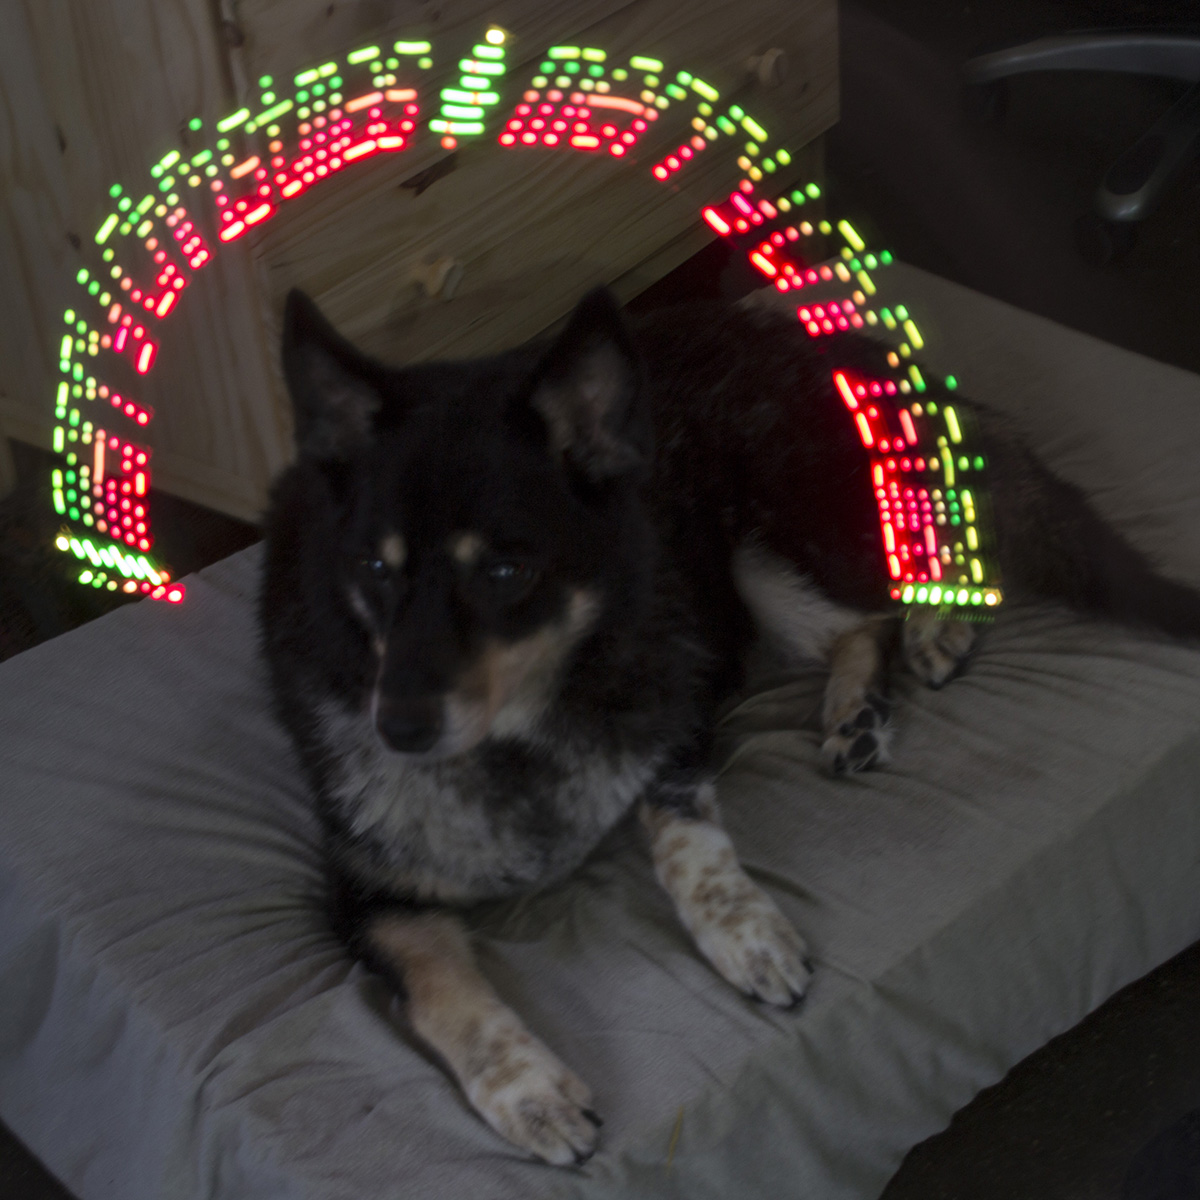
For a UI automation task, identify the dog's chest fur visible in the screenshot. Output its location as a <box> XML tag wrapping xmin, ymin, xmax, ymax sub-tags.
<box><xmin>318</xmin><ymin>701</ymin><xmax>661</xmax><ymax>902</ymax></box>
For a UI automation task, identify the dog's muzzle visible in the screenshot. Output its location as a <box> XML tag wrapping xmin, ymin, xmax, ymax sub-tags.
<box><xmin>375</xmin><ymin>695</ymin><xmax>443</xmax><ymax>755</ymax></box>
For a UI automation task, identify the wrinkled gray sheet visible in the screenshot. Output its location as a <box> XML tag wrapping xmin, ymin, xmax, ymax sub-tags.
<box><xmin>2</xmin><ymin>266</ymin><xmax>1200</xmax><ymax>1200</ymax></box>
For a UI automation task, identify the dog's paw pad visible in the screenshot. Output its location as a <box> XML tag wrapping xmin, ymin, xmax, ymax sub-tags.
<box><xmin>821</xmin><ymin>701</ymin><xmax>892</xmax><ymax>775</ymax></box>
<box><xmin>466</xmin><ymin>1032</ymin><xmax>598</xmax><ymax>1165</ymax></box>
<box><xmin>694</xmin><ymin>887</ymin><xmax>812</xmax><ymax>1008</ymax></box>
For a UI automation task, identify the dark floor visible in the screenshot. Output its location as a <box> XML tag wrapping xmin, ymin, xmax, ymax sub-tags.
<box><xmin>2</xmin><ymin>2</ymin><xmax>1200</xmax><ymax>1196</ymax></box>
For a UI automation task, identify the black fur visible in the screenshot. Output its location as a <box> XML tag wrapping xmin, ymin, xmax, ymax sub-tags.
<box><xmin>260</xmin><ymin>287</ymin><xmax>1200</xmax><ymax>924</ymax></box>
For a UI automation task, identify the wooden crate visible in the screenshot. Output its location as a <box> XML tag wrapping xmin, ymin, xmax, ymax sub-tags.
<box><xmin>0</xmin><ymin>0</ymin><xmax>836</xmax><ymax>522</ymax></box>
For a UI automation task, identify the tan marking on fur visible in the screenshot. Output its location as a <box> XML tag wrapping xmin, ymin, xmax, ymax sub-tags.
<box><xmin>822</xmin><ymin>616</ymin><xmax>889</xmax><ymax>732</ymax></box>
<box><xmin>902</xmin><ymin>610</ymin><xmax>977</xmax><ymax>688</ymax></box>
<box><xmin>379</xmin><ymin>531</ymin><xmax>406</xmax><ymax>570</ymax></box>
<box><xmin>450</xmin><ymin>531</ymin><xmax>485</xmax><ymax>565</ymax></box>
<box><xmin>367</xmin><ymin>911</ymin><xmax>597</xmax><ymax>1164</ymax></box>
<box><xmin>451</xmin><ymin>588</ymin><xmax>599</xmax><ymax>745</ymax></box>
<box><xmin>819</xmin><ymin>616</ymin><xmax>895</xmax><ymax>774</ymax></box>
<box><xmin>638</xmin><ymin>787</ymin><xmax>811</xmax><ymax>1006</ymax></box>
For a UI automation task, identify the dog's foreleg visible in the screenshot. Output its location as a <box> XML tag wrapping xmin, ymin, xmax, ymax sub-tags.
<box><xmin>639</xmin><ymin>781</ymin><xmax>812</xmax><ymax>1007</ymax></box>
<box><xmin>363</xmin><ymin>909</ymin><xmax>600</xmax><ymax>1164</ymax></box>
<box><xmin>820</xmin><ymin>616</ymin><xmax>895</xmax><ymax>775</ymax></box>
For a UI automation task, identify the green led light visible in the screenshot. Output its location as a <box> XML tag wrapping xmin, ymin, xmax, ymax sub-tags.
<box><xmin>880</xmin><ymin>250</ymin><xmax>894</xmax><ymax>264</ymax></box>
<box><xmin>95</xmin><ymin>214</ymin><xmax>118</xmax><ymax>244</ymax></box>
<box><xmin>805</xmin><ymin>182</ymin><xmax>821</xmax><ymax>198</ymax></box>
<box><xmin>472</xmin><ymin>45</ymin><xmax>505</xmax><ymax>60</ymax></box>
<box><xmin>582</xmin><ymin>47</ymin><xmax>605</xmax><ymax>62</ymax></box>
<box><xmin>729</xmin><ymin>105</ymin><xmax>745</xmax><ymax>119</ymax></box>
<box><xmin>741</xmin><ymin>115</ymin><xmax>768</xmax><ymax>141</ymax></box>
<box><xmin>838</xmin><ymin>219</ymin><xmax>866</xmax><ymax>252</ymax></box>
<box><xmin>945</xmin><ymin>375</ymin><xmax>958</xmax><ymax>390</ymax></box>
<box><xmin>108</xmin><ymin>183</ymin><xmax>122</xmax><ymax>198</ymax></box>
<box><xmin>548</xmin><ymin>46</ymin><xmax>580</xmax><ymax>59</ymax></box>
<box><xmin>716</xmin><ymin>116</ymin><xmax>736</xmax><ymax>135</ymax></box>
<box><xmin>630</xmin><ymin>55</ymin><xmax>664</xmax><ymax>71</ymax></box>
<box><xmin>395</xmin><ymin>40</ymin><xmax>432</xmax><ymax>54</ymax></box>
<box><xmin>216</xmin><ymin>107</ymin><xmax>249</xmax><ymax>132</ymax></box>
<box><xmin>258</xmin><ymin>99</ymin><xmax>293</xmax><ymax>123</ymax></box>
<box><xmin>347</xmin><ymin>44</ymin><xmax>380</xmax><ymax>64</ymax></box>
<box><xmin>777</xmin><ymin>148</ymin><xmax>791</xmax><ymax>165</ymax></box>
<box><xmin>691</xmin><ymin>77</ymin><xmax>719</xmax><ymax>102</ymax></box>
<box><xmin>418</xmin><ymin>57</ymin><xmax>432</xmax><ymax>69</ymax></box>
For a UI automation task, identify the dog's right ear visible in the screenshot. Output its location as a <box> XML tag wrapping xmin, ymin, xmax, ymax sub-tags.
<box><xmin>281</xmin><ymin>290</ymin><xmax>382</xmax><ymax>459</ymax></box>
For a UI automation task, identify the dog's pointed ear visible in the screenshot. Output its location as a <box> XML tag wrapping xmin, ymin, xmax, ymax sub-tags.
<box><xmin>526</xmin><ymin>288</ymin><xmax>649</xmax><ymax>480</ymax></box>
<box><xmin>282</xmin><ymin>289</ymin><xmax>382</xmax><ymax>459</ymax></box>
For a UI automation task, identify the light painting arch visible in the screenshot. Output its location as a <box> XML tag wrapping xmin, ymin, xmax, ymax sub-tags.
<box><xmin>49</xmin><ymin>26</ymin><xmax>1003</xmax><ymax>613</ymax></box>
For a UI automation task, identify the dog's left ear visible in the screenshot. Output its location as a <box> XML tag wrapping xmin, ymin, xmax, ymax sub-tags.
<box><xmin>526</xmin><ymin>288</ymin><xmax>649</xmax><ymax>481</ymax></box>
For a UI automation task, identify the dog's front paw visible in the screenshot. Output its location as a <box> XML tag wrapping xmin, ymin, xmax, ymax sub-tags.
<box><xmin>820</xmin><ymin>692</ymin><xmax>892</xmax><ymax>775</ymax></box>
<box><xmin>464</xmin><ymin>1019</ymin><xmax>600</xmax><ymax>1166</ymax></box>
<box><xmin>692</xmin><ymin>883</ymin><xmax>813</xmax><ymax>1008</ymax></box>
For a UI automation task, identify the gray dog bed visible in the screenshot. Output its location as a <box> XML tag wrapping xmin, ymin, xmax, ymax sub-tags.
<box><xmin>2</xmin><ymin>265</ymin><xmax>1199</xmax><ymax>1200</ymax></box>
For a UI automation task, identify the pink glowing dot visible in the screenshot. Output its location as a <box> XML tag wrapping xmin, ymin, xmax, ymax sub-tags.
<box><xmin>516</xmin><ymin>104</ymin><xmax>531</xmax><ymax>115</ymax></box>
<box><xmin>548</xmin><ymin>90</ymin><xmax>563</xmax><ymax>102</ymax></box>
<box><xmin>521</xmin><ymin>132</ymin><xmax>536</xmax><ymax>145</ymax></box>
<box><xmin>543</xmin><ymin>134</ymin><xmax>559</xmax><ymax>145</ymax></box>
<box><xmin>609</xmin><ymin>144</ymin><xmax>625</xmax><ymax>156</ymax></box>
<box><xmin>653</xmin><ymin>165</ymin><xmax>668</xmax><ymax>180</ymax></box>
<box><xmin>499</xmin><ymin>132</ymin><xmax>516</xmax><ymax>145</ymax></box>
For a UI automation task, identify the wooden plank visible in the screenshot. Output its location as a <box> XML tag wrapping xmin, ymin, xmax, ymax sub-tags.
<box><xmin>0</xmin><ymin>0</ymin><xmax>835</xmax><ymax>522</ymax></box>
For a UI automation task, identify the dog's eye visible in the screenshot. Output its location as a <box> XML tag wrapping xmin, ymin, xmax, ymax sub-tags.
<box><xmin>359</xmin><ymin>557</ymin><xmax>390</xmax><ymax>581</ymax></box>
<box><xmin>485</xmin><ymin>560</ymin><xmax>539</xmax><ymax>594</ymax></box>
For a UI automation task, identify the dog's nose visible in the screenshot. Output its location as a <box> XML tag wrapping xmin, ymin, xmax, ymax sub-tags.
<box><xmin>376</xmin><ymin>696</ymin><xmax>443</xmax><ymax>754</ymax></box>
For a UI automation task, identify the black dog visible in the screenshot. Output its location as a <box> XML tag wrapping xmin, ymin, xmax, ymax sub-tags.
<box><xmin>260</xmin><ymin>286</ymin><xmax>1200</xmax><ymax>1163</ymax></box>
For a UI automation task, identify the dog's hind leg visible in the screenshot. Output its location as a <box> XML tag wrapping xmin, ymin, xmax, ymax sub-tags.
<box><xmin>640</xmin><ymin>777</ymin><xmax>812</xmax><ymax>1007</ymax></box>
<box><xmin>821</xmin><ymin>616</ymin><xmax>896</xmax><ymax>775</ymax></box>
<box><xmin>362</xmin><ymin>909</ymin><xmax>600</xmax><ymax>1165</ymax></box>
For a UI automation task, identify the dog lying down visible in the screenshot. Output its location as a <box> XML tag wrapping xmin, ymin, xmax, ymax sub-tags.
<box><xmin>260</xmin><ymin>286</ymin><xmax>1200</xmax><ymax>1164</ymax></box>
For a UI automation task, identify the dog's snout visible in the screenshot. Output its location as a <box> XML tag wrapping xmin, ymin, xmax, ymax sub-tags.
<box><xmin>376</xmin><ymin>696</ymin><xmax>443</xmax><ymax>754</ymax></box>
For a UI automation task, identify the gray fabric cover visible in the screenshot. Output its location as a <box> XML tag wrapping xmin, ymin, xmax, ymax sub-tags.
<box><xmin>2</xmin><ymin>265</ymin><xmax>1200</xmax><ymax>1200</ymax></box>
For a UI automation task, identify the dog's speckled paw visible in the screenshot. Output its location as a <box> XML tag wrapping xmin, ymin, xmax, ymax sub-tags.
<box><xmin>693</xmin><ymin>885</ymin><xmax>813</xmax><ymax>1007</ymax></box>
<box><xmin>464</xmin><ymin>1025</ymin><xmax>599</xmax><ymax>1166</ymax></box>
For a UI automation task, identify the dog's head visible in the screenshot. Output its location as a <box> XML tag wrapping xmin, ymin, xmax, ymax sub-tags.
<box><xmin>275</xmin><ymin>287</ymin><xmax>653</xmax><ymax>761</ymax></box>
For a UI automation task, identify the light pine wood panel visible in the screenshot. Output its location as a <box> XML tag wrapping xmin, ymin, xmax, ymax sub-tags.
<box><xmin>250</xmin><ymin>0</ymin><xmax>837</xmax><ymax>363</ymax></box>
<box><xmin>0</xmin><ymin>0</ymin><xmax>289</xmax><ymax>521</ymax></box>
<box><xmin>0</xmin><ymin>0</ymin><xmax>835</xmax><ymax>522</ymax></box>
